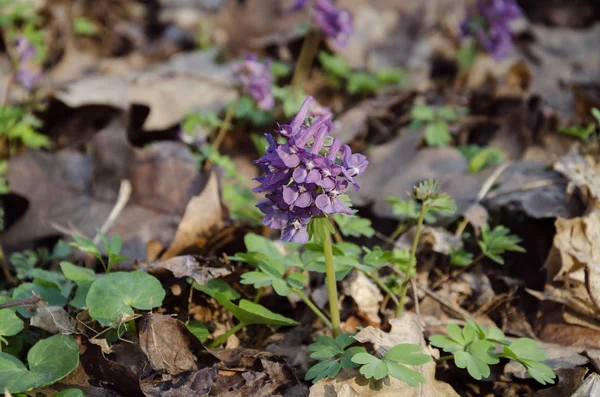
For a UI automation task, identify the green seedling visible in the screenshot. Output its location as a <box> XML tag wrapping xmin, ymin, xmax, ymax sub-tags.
<box><xmin>410</xmin><ymin>104</ymin><xmax>468</xmax><ymax>147</ymax></box>
<box><xmin>73</xmin><ymin>16</ymin><xmax>98</xmax><ymax>36</ymax></box>
<box><xmin>70</xmin><ymin>231</ymin><xmax>128</xmax><ymax>273</ymax></box>
<box><xmin>458</xmin><ymin>145</ymin><xmax>505</xmax><ymax>172</ymax></box>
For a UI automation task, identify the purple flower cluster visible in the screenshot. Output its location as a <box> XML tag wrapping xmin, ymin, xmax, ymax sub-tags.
<box><xmin>460</xmin><ymin>0</ymin><xmax>521</xmax><ymax>60</ymax></box>
<box><xmin>254</xmin><ymin>96</ymin><xmax>367</xmax><ymax>243</ymax></box>
<box><xmin>234</xmin><ymin>54</ymin><xmax>275</xmax><ymax>111</ymax></box>
<box><xmin>291</xmin><ymin>0</ymin><xmax>353</xmax><ymax>47</ymax></box>
<box><xmin>13</xmin><ymin>36</ymin><xmax>43</xmax><ymax>90</ymax></box>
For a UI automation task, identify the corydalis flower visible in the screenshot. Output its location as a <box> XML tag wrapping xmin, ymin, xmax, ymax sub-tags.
<box><xmin>13</xmin><ymin>36</ymin><xmax>43</xmax><ymax>90</ymax></box>
<box><xmin>461</xmin><ymin>0</ymin><xmax>521</xmax><ymax>60</ymax></box>
<box><xmin>254</xmin><ymin>96</ymin><xmax>367</xmax><ymax>243</ymax></box>
<box><xmin>234</xmin><ymin>54</ymin><xmax>275</xmax><ymax>110</ymax></box>
<box><xmin>291</xmin><ymin>0</ymin><xmax>353</xmax><ymax>47</ymax></box>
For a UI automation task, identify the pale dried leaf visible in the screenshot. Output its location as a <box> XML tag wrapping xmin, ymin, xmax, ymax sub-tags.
<box><xmin>151</xmin><ymin>255</ymin><xmax>230</xmax><ymax>285</ymax></box>
<box><xmin>30</xmin><ymin>305</ymin><xmax>75</xmax><ymax>334</ymax></box>
<box><xmin>397</xmin><ymin>226</ymin><xmax>462</xmax><ymax>255</ymax></box>
<box><xmin>342</xmin><ymin>272</ymin><xmax>383</xmax><ymax>325</ymax></box>
<box><xmin>572</xmin><ymin>373</ymin><xmax>600</xmax><ymax>397</ymax></box>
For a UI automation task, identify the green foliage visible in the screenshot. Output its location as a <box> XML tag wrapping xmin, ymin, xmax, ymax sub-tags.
<box><xmin>60</xmin><ymin>261</ymin><xmax>96</xmax><ymax>309</ymax></box>
<box><xmin>233</xmin><ymin>96</ymin><xmax>272</xmax><ymax>125</ymax></box>
<box><xmin>456</xmin><ymin>42</ymin><xmax>478</xmax><ymax>71</ymax></box>
<box><xmin>272</xmin><ymin>86</ymin><xmax>307</xmax><ymax>118</ymax></box>
<box><xmin>410</xmin><ymin>105</ymin><xmax>468</xmax><ymax>147</ymax></box>
<box><xmin>558</xmin><ymin>124</ymin><xmax>595</xmax><ymax>142</ymax></box>
<box><xmin>0</xmin><ymin>160</ymin><xmax>8</xmax><ymax>194</ymax></box>
<box><xmin>0</xmin><ymin>335</ymin><xmax>79</xmax><ymax>393</ymax></box>
<box><xmin>54</xmin><ymin>389</ymin><xmax>85</xmax><ymax>397</ymax></box>
<box><xmin>450</xmin><ymin>249</ymin><xmax>474</xmax><ymax>267</ymax></box>
<box><xmin>12</xmin><ymin>282</ymin><xmax>67</xmax><ymax>318</ymax></box>
<box><xmin>385</xmin><ymin>197</ymin><xmax>438</xmax><ymax>224</ymax></box>
<box><xmin>182</xmin><ymin>111</ymin><xmax>224</xmax><ymax>134</ymax></box>
<box><xmin>0</xmin><ymin>0</ymin><xmax>38</xmax><ymax>26</ymax></box>
<box><xmin>86</xmin><ymin>271</ymin><xmax>165</xmax><ymax>326</ymax></box>
<box><xmin>351</xmin><ymin>344</ymin><xmax>431</xmax><ymax>386</ymax></box>
<box><xmin>305</xmin><ymin>333</ymin><xmax>366</xmax><ymax>383</ymax></box>
<box><xmin>192</xmin><ymin>278</ymin><xmax>240</xmax><ymax>301</ymax></box>
<box><xmin>458</xmin><ymin>145</ymin><xmax>505</xmax><ymax>172</ymax></box>
<box><xmin>478</xmin><ymin>224</ymin><xmax>525</xmax><ymax>264</ymax></box>
<box><xmin>430</xmin><ymin>322</ymin><xmax>555</xmax><ymax>384</ymax></box>
<box><xmin>270</xmin><ymin>60</ymin><xmax>292</xmax><ymax>79</ymax></box>
<box><xmin>0</xmin><ymin>307</ymin><xmax>23</xmax><ymax>346</ymax></box>
<box><xmin>412</xmin><ymin>180</ymin><xmax>457</xmax><ymax>215</ymax></box>
<box><xmin>332</xmin><ymin>213</ymin><xmax>375</xmax><ymax>238</ymax></box>
<box><xmin>307</xmin><ymin>216</ymin><xmax>335</xmax><ymax>244</ymax></box>
<box><xmin>187</xmin><ymin>320</ymin><xmax>209</xmax><ymax>342</ymax></box>
<box><xmin>240</xmin><ymin>259</ymin><xmax>307</xmax><ymax>297</ymax></box>
<box><xmin>0</xmin><ymin>106</ymin><xmax>50</xmax><ymax>150</ymax></box>
<box><xmin>347</xmin><ymin>73</ymin><xmax>381</xmax><ymax>95</ymax></box>
<box><xmin>10</xmin><ymin>250</ymin><xmax>38</xmax><ymax>280</ymax></box>
<box><xmin>213</xmin><ymin>293</ymin><xmax>299</xmax><ymax>326</ymax></box>
<box><xmin>70</xmin><ymin>232</ymin><xmax>128</xmax><ymax>273</ymax></box>
<box><xmin>73</xmin><ymin>16</ymin><xmax>98</xmax><ymax>36</ymax></box>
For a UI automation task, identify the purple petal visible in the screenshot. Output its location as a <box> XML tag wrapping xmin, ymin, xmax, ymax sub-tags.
<box><xmin>283</xmin><ymin>185</ymin><xmax>299</xmax><ymax>205</ymax></box>
<box><xmin>305</xmin><ymin>169</ymin><xmax>322</xmax><ymax>184</ymax></box>
<box><xmin>293</xmin><ymin>166</ymin><xmax>308</xmax><ymax>183</ymax></box>
<box><xmin>295</xmin><ymin>192</ymin><xmax>313</xmax><ymax>208</ymax></box>
<box><xmin>315</xmin><ymin>194</ymin><xmax>333</xmax><ymax>213</ymax></box>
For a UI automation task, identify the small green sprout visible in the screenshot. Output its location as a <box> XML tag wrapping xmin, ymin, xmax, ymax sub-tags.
<box><xmin>73</xmin><ymin>16</ymin><xmax>98</xmax><ymax>36</ymax></box>
<box><xmin>410</xmin><ymin>105</ymin><xmax>468</xmax><ymax>147</ymax></box>
<box><xmin>305</xmin><ymin>333</ymin><xmax>366</xmax><ymax>383</ymax></box>
<box><xmin>70</xmin><ymin>232</ymin><xmax>128</xmax><ymax>273</ymax></box>
<box><xmin>331</xmin><ymin>213</ymin><xmax>375</xmax><ymax>238</ymax></box>
<box><xmin>478</xmin><ymin>224</ymin><xmax>525</xmax><ymax>264</ymax></box>
<box><xmin>458</xmin><ymin>145</ymin><xmax>505</xmax><ymax>173</ymax></box>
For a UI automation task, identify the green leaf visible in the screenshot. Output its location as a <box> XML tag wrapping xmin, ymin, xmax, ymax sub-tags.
<box><xmin>447</xmin><ymin>323</ymin><xmax>466</xmax><ymax>345</ymax></box>
<box><xmin>187</xmin><ymin>320</ymin><xmax>209</xmax><ymax>342</ymax></box>
<box><xmin>60</xmin><ymin>261</ymin><xmax>96</xmax><ymax>309</ymax></box>
<box><xmin>309</xmin><ymin>335</ymin><xmax>342</xmax><ymax>360</ymax></box>
<box><xmin>386</xmin><ymin>361</ymin><xmax>427</xmax><ymax>387</ymax></box>
<box><xmin>457</xmin><ymin>42</ymin><xmax>478</xmax><ymax>70</ymax></box>
<box><xmin>503</xmin><ymin>338</ymin><xmax>547</xmax><ymax>362</ymax></box>
<box><xmin>558</xmin><ymin>124</ymin><xmax>595</xmax><ymax>142</ymax></box>
<box><xmin>592</xmin><ymin>108</ymin><xmax>600</xmax><ymax>124</ymax></box>
<box><xmin>305</xmin><ymin>359</ymin><xmax>342</xmax><ymax>383</ymax></box>
<box><xmin>86</xmin><ymin>271</ymin><xmax>165</xmax><ymax>326</ymax></box>
<box><xmin>9</xmin><ymin>251</ymin><xmax>38</xmax><ymax>280</ymax></box>
<box><xmin>73</xmin><ymin>16</ymin><xmax>98</xmax><ymax>36</ymax></box>
<box><xmin>520</xmin><ymin>360</ymin><xmax>556</xmax><ymax>385</ymax></box>
<box><xmin>383</xmin><ymin>344</ymin><xmax>432</xmax><ymax>366</ymax></box>
<box><xmin>193</xmin><ymin>278</ymin><xmax>240</xmax><ymax>301</ymax></box>
<box><xmin>271</xmin><ymin>278</ymin><xmax>292</xmax><ymax>296</ymax></box>
<box><xmin>352</xmin><ymin>352</ymin><xmax>389</xmax><ymax>380</ymax></box>
<box><xmin>411</xmin><ymin>105</ymin><xmax>436</xmax><ymax>122</ymax></box>
<box><xmin>479</xmin><ymin>224</ymin><xmax>525</xmax><ymax>264</ymax></box>
<box><xmin>429</xmin><ymin>335</ymin><xmax>463</xmax><ymax>353</ymax></box>
<box><xmin>348</xmin><ymin>73</ymin><xmax>381</xmax><ymax>95</ymax></box>
<box><xmin>0</xmin><ymin>335</ymin><xmax>79</xmax><ymax>393</ymax></box>
<box><xmin>244</xmin><ymin>233</ymin><xmax>284</xmax><ymax>260</ymax></box>
<box><xmin>12</xmin><ymin>283</ymin><xmax>67</xmax><ymax>318</ymax></box>
<box><xmin>54</xmin><ymin>389</ymin><xmax>85</xmax><ymax>397</ymax></box>
<box><xmin>424</xmin><ymin>121</ymin><xmax>451</xmax><ymax>147</ymax></box>
<box><xmin>341</xmin><ymin>346</ymin><xmax>366</xmax><ymax>369</ymax></box>
<box><xmin>0</xmin><ymin>309</ymin><xmax>23</xmax><ymax>340</ymax></box>
<box><xmin>213</xmin><ymin>294</ymin><xmax>298</xmax><ymax>326</ymax></box>
<box><xmin>70</xmin><ymin>236</ymin><xmax>103</xmax><ymax>263</ymax></box>
<box><xmin>450</xmin><ymin>249</ymin><xmax>473</xmax><ymax>267</ymax></box>
<box><xmin>454</xmin><ymin>350</ymin><xmax>490</xmax><ymax>380</ymax></box>
<box><xmin>375</xmin><ymin>68</ymin><xmax>403</xmax><ymax>85</ymax></box>
<box><xmin>470</xmin><ymin>340</ymin><xmax>499</xmax><ymax>365</ymax></box>
<box><xmin>307</xmin><ymin>216</ymin><xmax>335</xmax><ymax>244</ymax></box>
<box><xmin>240</xmin><ymin>271</ymin><xmax>274</xmax><ymax>288</ymax></box>
<box><xmin>318</xmin><ymin>51</ymin><xmax>352</xmax><ymax>79</ymax></box>
<box><xmin>332</xmin><ymin>213</ymin><xmax>375</xmax><ymax>238</ymax></box>
<box><xmin>270</xmin><ymin>60</ymin><xmax>291</xmax><ymax>79</ymax></box>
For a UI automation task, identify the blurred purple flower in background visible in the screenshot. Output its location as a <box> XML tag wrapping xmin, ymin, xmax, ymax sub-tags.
<box><xmin>290</xmin><ymin>0</ymin><xmax>353</xmax><ymax>47</ymax></box>
<box><xmin>13</xmin><ymin>36</ymin><xmax>43</xmax><ymax>90</ymax></box>
<box><xmin>234</xmin><ymin>54</ymin><xmax>275</xmax><ymax>110</ymax></box>
<box><xmin>254</xmin><ymin>96</ymin><xmax>367</xmax><ymax>243</ymax></box>
<box><xmin>460</xmin><ymin>0</ymin><xmax>521</xmax><ymax>60</ymax></box>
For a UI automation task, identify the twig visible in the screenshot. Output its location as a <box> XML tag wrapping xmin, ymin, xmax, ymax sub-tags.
<box><xmin>93</xmin><ymin>179</ymin><xmax>132</xmax><ymax>245</ymax></box>
<box><xmin>0</xmin><ymin>295</ymin><xmax>41</xmax><ymax>309</ymax></box>
<box><xmin>477</xmin><ymin>162</ymin><xmax>511</xmax><ymax>201</ymax></box>
<box><xmin>484</xmin><ymin>179</ymin><xmax>557</xmax><ymax>200</ymax></box>
<box><xmin>212</xmin><ymin>105</ymin><xmax>235</xmax><ymax>151</ymax></box>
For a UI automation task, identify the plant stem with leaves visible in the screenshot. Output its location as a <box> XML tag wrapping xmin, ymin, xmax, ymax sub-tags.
<box><xmin>396</xmin><ymin>203</ymin><xmax>427</xmax><ymax>316</ymax></box>
<box><xmin>212</xmin><ymin>104</ymin><xmax>235</xmax><ymax>150</ymax></box>
<box><xmin>323</xmin><ymin>230</ymin><xmax>341</xmax><ymax>336</ymax></box>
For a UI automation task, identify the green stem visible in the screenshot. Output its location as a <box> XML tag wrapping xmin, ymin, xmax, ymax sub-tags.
<box><xmin>389</xmin><ymin>222</ymin><xmax>408</xmax><ymax>243</ymax></box>
<box><xmin>209</xmin><ymin>322</ymin><xmax>245</xmax><ymax>348</ymax></box>
<box><xmin>436</xmin><ymin>354</ymin><xmax>454</xmax><ymax>363</ymax></box>
<box><xmin>253</xmin><ymin>288</ymin><xmax>263</xmax><ymax>303</ymax></box>
<box><xmin>291</xmin><ymin>30</ymin><xmax>321</xmax><ymax>88</ymax></box>
<box><xmin>323</xmin><ymin>230</ymin><xmax>341</xmax><ymax>337</ymax></box>
<box><xmin>294</xmin><ymin>288</ymin><xmax>333</xmax><ymax>329</ymax></box>
<box><xmin>212</xmin><ymin>104</ymin><xmax>235</xmax><ymax>150</ymax></box>
<box><xmin>396</xmin><ymin>203</ymin><xmax>427</xmax><ymax>316</ymax></box>
<box><xmin>366</xmin><ymin>272</ymin><xmax>400</xmax><ymax>308</ymax></box>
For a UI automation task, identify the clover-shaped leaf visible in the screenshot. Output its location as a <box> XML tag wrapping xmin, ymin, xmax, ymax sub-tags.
<box><xmin>12</xmin><ymin>283</ymin><xmax>67</xmax><ymax>318</ymax></box>
<box><xmin>332</xmin><ymin>213</ymin><xmax>375</xmax><ymax>238</ymax></box>
<box><xmin>305</xmin><ymin>359</ymin><xmax>342</xmax><ymax>384</ymax></box>
<box><xmin>86</xmin><ymin>271</ymin><xmax>165</xmax><ymax>326</ymax></box>
<box><xmin>0</xmin><ymin>308</ymin><xmax>23</xmax><ymax>345</ymax></box>
<box><xmin>502</xmin><ymin>338</ymin><xmax>556</xmax><ymax>385</ymax></box>
<box><xmin>0</xmin><ymin>335</ymin><xmax>79</xmax><ymax>393</ymax></box>
<box><xmin>193</xmin><ymin>278</ymin><xmax>240</xmax><ymax>301</ymax></box>
<box><xmin>352</xmin><ymin>353</ymin><xmax>389</xmax><ymax>380</ymax></box>
<box><xmin>305</xmin><ymin>334</ymin><xmax>365</xmax><ymax>383</ymax></box>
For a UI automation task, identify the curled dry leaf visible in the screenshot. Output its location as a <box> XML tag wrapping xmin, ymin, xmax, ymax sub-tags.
<box><xmin>30</xmin><ymin>305</ymin><xmax>76</xmax><ymax>335</ymax></box>
<box><xmin>309</xmin><ymin>314</ymin><xmax>458</xmax><ymax>397</ymax></box>
<box><xmin>554</xmin><ymin>150</ymin><xmax>600</xmax><ymax>208</ymax></box>
<box><xmin>149</xmin><ymin>255</ymin><xmax>230</xmax><ymax>285</ymax></box>
<box><xmin>342</xmin><ymin>271</ymin><xmax>383</xmax><ymax>326</ymax></box>
<box><xmin>571</xmin><ymin>373</ymin><xmax>600</xmax><ymax>397</ymax></box>
<box><xmin>397</xmin><ymin>225</ymin><xmax>462</xmax><ymax>255</ymax></box>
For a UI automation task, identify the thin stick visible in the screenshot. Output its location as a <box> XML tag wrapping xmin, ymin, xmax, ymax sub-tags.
<box><xmin>295</xmin><ymin>288</ymin><xmax>333</xmax><ymax>329</ymax></box>
<box><xmin>397</xmin><ymin>204</ymin><xmax>427</xmax><ymax>316</ymax></box>
<box><xmin>2</xmin><ymin>74</ymin><xmax>13</xmax><ymax>106</ymax></box>
<box><xmin>212</xmin><ymin>105</ymin><xmax>235</xmax><ymax>151</ymax></box>
<box><xmin>323</xmin><ymin>231</ymin><xmax>341</xmax><ymax>336</ymax></box>
<box><xmin>93</xmin><ymin>180</ymin><xmax>132</xmax><ymax>245</ymax></box>
<box><xmin>0</xmin><ymin>295</ymin><xmax>41</xmax><ymax>309</ymax></box>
